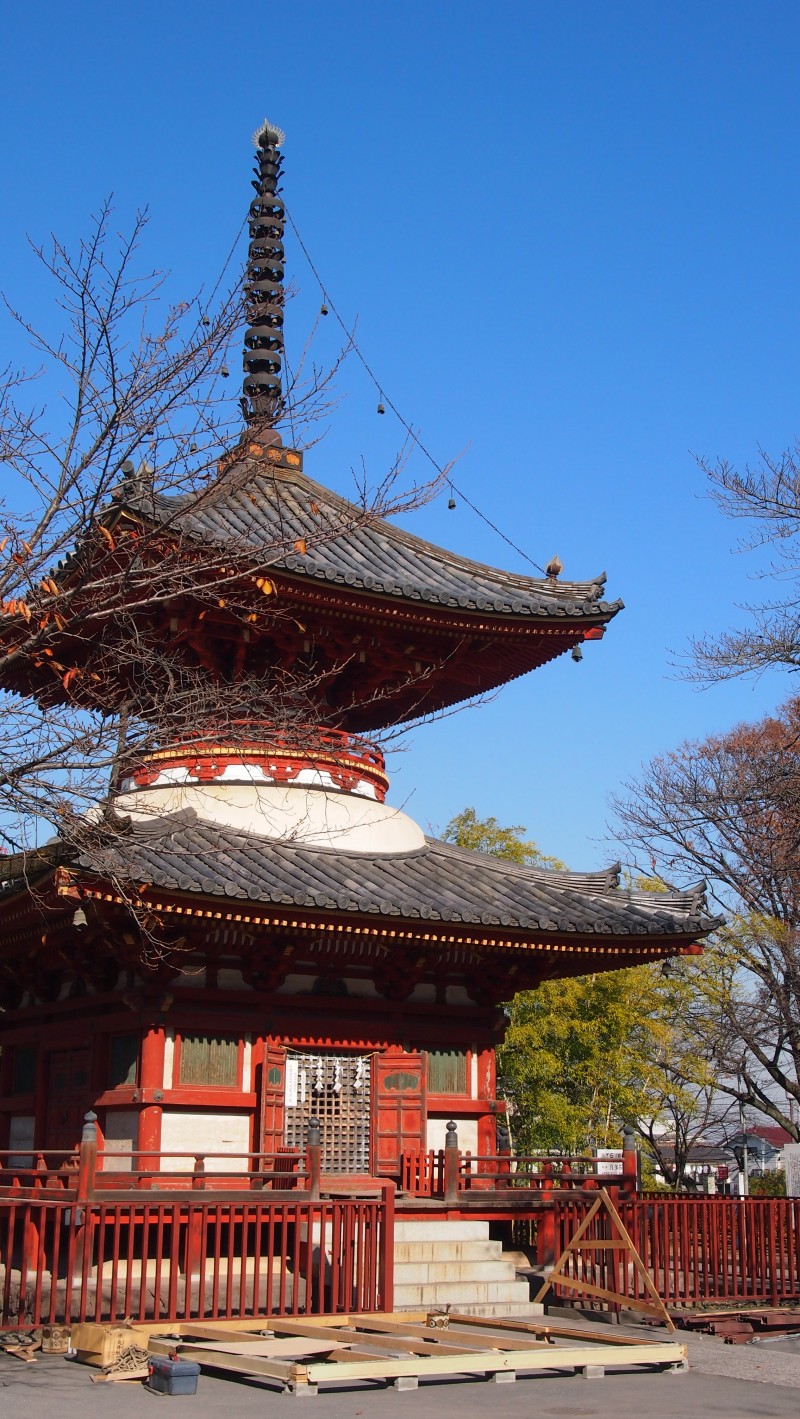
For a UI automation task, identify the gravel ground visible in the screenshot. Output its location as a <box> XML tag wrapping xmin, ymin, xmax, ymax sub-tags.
<box><xmin>683</xmin><ymin>1329</ymin><xmax>800</xmax><ymax>1389</ymax></box>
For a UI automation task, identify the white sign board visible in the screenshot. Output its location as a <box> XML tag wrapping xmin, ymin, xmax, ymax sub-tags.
<box><xmin>784</xmin><ymin>1143</ymin><xmax>800</xmax><ymax>1197</ymax></box>
<box><xmin>596</xmin><ymin>1147</ymin><xmax>624</xmax><ymax>1177</ymax></box>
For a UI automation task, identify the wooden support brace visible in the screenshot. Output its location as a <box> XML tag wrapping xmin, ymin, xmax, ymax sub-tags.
<box><xmin>532</xmin><ymin>1187</ymin><xmax>675</xmax><ymax>1332</ymax></box>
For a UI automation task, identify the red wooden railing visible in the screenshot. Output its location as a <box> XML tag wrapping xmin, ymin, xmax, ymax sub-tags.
<box><xmin>0</xmin><ymin>1115</ymin><xmax>394</xmax><ymax>1330</ymax></box>
<box><xmin>400</xmin><ymin>1148</ymin><xmax>638</xmax><ymax>1201</ymax></box>
<box><xmin>0</xmin><ymin>1148</ymin><xmax>313</xmax><ymax>1198</ymax></box>
<box><xmin>545</xmin><ymin>1195</ymin><xmax>800</xmax><ymax>1309</ymax></box>
<box><xmin>0</xmin><ymin>1190</ymin><xmax>394</xmax><ymax>1329</ymax></box>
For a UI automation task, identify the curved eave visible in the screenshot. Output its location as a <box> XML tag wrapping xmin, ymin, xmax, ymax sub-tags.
<box><xmin>60</xmin><ymin>873</ymin><xmax>714</xmax><ymax>953</ymax></box>
<box><xmin>269</xmin><ymin>566</ymin><xmax>622</xmax><ymax>633</ymax></box>
<box><xmin>107</xmin><ymin>448</ymin><xmax>622</xmax><ymax>627</ymax></box>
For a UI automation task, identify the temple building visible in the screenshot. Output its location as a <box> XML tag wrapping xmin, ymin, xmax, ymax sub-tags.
<box><xmin>0</xmin><ymin>123</ymin><xmax>714</xmax><ymax>1181</ymax></box>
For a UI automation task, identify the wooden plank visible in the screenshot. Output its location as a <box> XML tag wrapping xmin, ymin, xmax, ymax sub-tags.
<box><xmin>159</xmin><ymin>1339</ymin><xmax>349</xmax><ymax>1358</ymax></box>
<box><xmin>562</xmin><ymin>1238</ymin><xmax>635</xmax><ymax>1250</ymax></box>
<box><xmin>168</xmin><ymin>1325</ymin><xmax>278</xmax><ymax>1345</ymax></box>
<box><xmin>360</xmin><ymin>1318</ymin><xmax>552</xmax><ymax>1352</ymax></box>
<box><xmin>265</xmin><ymin>1319</ymin><xmax>364</xmax><ymax>1345</ymax></box>
<box><xmin>542</xmin><ymin>1274</ymin><xmax>670</xmax><ymax>1318</ymax></box>
<box><xmin>326</xmin><ymin>1347</ymin><xmax>410</xmax><ymax>1364</ymax></box>
<box><xmin>147</xmin><ymin>1347</ymin><xmax>299</xmax><ymax>1382</ymax></box>
<box><xmin>446</xmin><ymin>1314</ymin><xmax>663</xmax><ymax>1348</ymax></box>
<box><xmin>337</xmin><ymin>1326</ymin><xmax>493</xmax><ymax>1358</ymax></box>
<box><xmin>133</xmin><ymin>1318</ymin><xmax>275</xmax><ymax>1337</ymax></box>
<box><xmin>302</xmin><ymin>1340</ymin><xmax>686</xmax><ymax>1383</ymax></box>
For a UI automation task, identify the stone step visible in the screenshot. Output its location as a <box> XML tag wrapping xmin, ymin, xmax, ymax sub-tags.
<box><xmin>394</xmin><ymin>1239</ymin><xmax>504</xmax><ymax>1264</ymax></box>
<box><xmin>393</xmin><ymin>1279</ymin><xmax>534</xmax><ymax>1307</ymax></box>
<box><xmin>394</xmin><ymin>1260</ymin><xmax>515</xmax><ymax>1284</ymax></box>
<box><xmin>411</xmin><ymin>1301</ymin><xmax>545</xmax><ymax>1319</ymax></box>
<box><xmin>394</xmin><ymin>1221</ymin><xmax>490</xmax><ymax>1242</ymax></box>
<box><xmin>502</xmin><ymin>1249</ymin><xmax>534</xmax><ymax>1270</ymax></box>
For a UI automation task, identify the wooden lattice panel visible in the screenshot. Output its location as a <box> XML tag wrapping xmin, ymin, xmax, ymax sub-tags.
<box><xmin>284</xmin><ymin>1054</ymin><xmax>371</xmax><ymax>1172</ymax></box>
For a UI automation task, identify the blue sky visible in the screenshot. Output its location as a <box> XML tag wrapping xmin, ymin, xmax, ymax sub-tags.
<box><xmin>1</xmin><ymin>2</ymin><xmax>799</xmax><ymax>868</ymax></box>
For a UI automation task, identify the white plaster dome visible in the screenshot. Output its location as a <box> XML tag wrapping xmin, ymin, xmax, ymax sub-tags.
<box><xmin>114</xmin><ymin>729</ymin><xmax>424</xmax><ymax>855</ymax></box>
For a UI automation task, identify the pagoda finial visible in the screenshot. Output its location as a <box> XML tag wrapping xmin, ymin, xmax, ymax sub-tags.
<box><xmin>242</xmin><ymin>120</ymin><xmax>286</xmax><ymax>427</ymax></box>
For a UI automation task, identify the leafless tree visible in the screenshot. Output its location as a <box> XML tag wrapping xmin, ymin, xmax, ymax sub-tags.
<box><xmin>0</xmin><ymin>204</ymin><xmax>444</xmax><ymax>864</ymax></box>
<box><xmin>613</xmin><ymin>695</ymin><xmax>800</xmax><ymax>1139</ymax></box>
<box><xmin>689</xmin><ymin>444</ymin><xmax>800</xmax><ymax>681</ymax></box>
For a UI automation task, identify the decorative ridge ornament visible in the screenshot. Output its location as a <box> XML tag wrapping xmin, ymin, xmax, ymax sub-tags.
<box><xmin>252</xmin><ymin>119</ymin><xmax>286</xmax><ymax>148</ymax></box>
<box><xmin>243</xmin><ymin>120</ymin><xmax>287</xmax><ymax>427</ymax></box>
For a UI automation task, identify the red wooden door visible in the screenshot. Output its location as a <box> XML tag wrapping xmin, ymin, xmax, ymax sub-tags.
<box><xmin>372</xmin><ymin>1050</ymin><xmax>426</xmax><ymax>1177</ymax></box>
<box><xmin>259</xmin><ymin>1042</ymin><xmax>287</xmax><ymax>1157</ymax></box>
<box><xmin>46</xmin><ymin>1048</ymin><xmax>92</xmax><ymax>1150</ymax></box>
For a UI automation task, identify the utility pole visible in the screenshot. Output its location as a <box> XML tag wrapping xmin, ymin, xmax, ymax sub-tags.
<box><xmin>739</xmin><ymin>1100</ymin><xmax>749</xmax><ymax>1198</ymax></box>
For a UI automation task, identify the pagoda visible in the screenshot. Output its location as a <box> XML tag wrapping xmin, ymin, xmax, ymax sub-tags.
<box><xmin>0</xmin><ymin>124</ymin><xmax>714</xmax><ymax>1181</ymax></box>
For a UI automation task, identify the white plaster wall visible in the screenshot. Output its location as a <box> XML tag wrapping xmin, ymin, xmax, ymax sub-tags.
<box><xmin>103</xmin><ymin>1111</ymin><xmax>138</xmax><ymax>1172</ymax></box>
<box><xmin>216</xmin><ymin>969</ymin><xmax>246</xmax><ymax>990</ymax></box>
<box><xmin>426</xmin><ymin>1117</ymin><xmax>478</xmax><ymax>1156</ymax></box>
<box><xmin>114</xmin><ymin>780</ymin><xmax>425</xmax><ymax>854</ymax></box>
<box><xmin>8</xmin><ymin>1115</ymin><xmax>35</xmax><ymax>1167</ymax></box>
<box><xmin>160</xmin><ymin>1111</ymin><xmax>250</xmax><ymax>1173</ymax></box>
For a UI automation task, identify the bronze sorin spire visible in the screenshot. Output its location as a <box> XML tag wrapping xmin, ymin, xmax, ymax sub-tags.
<box><xmin>243</xmin><ymin>120</ymin><xmax>286</xmax><ymax>426</ymax></box>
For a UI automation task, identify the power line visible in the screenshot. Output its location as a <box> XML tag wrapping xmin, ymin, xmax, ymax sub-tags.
<box><xmin>284</xmin><ymin>207</ymin><xmax>547</xmax><ymax>577</ymax></box>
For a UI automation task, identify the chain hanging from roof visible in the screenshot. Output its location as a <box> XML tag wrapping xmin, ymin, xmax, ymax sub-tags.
<box><xmin>243</xmin><ymin>120</ymin><xmax>286</xmax><ymax>427</ymax></box>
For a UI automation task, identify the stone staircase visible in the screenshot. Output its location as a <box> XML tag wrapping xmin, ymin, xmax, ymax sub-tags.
<box><xmin>393</xmin><ymin>1219</ymin><xmax>543</xmax><ymax>1317</ymax></box>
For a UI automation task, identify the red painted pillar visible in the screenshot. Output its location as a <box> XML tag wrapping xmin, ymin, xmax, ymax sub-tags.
<box><xmin>379</xmin><ymin>1182</ymin><xmax>395</xmax><ymax>1312</ymax></box>
<box><xmin>537</xmin><ymin>1161</ymin><xmax>557</xmax><ymax>1267</ymax></box>
<box><xmin>137</xmin><ymin>1022</ymin><xmax>165</xmax><ymax>1178</ymax></box>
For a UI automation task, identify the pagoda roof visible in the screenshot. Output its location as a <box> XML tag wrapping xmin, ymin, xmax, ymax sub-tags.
<box><xmin>63</xmin><ymin>808</ymin><xmax>714</xmax><ymax>940</ymax></box>
<box><xmin>113</xmin><ymin>449</ymin><xmax>621</xmax><ymax>625</ymax></box>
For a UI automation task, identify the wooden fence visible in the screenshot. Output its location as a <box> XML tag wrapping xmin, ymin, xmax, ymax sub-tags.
<box><xmin>545</xmin><ymin>1194</ymin><xmax>800</xmax><ymax>1309</ymax></box>
<box><xmin>0</xmin><ymin>1190</ymin><xmax>394</xmax><ymax>1329</ymax></box>
<box><xmin>400</xmin><ymin>1146</ymin><xmax>639</xmax><ymax>1202</ymax></box>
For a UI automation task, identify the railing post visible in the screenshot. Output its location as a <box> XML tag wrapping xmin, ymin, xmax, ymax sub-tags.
<box><xmin>192</xmin><ymin>1154</ymin><xmax>206</xmax><ymax>1190</ymax></box>
<box><xmin>622</xmin><ymin>1125</ymin><xmax>639</xmax><ymax>1199</ymax></box>
<box><xmin>184</xmin><ymin>1204</ymin><xmax>204</xmax><ymax>1280</ymax></box>
<box><xmin>379</xmin><ymin>1182</ymin><xmax>395</xmax><ymax>1312</ymax></box>
<box><xmin>536</xmin><ymin>1160</ymin><xmax>557</xmax><ymax>1267</ymax></box>
<box><xmin>307</xmin><ymin>1116</ymin><xmax>321</xmax><ymax>1201</ymax></box>
<box><xmin>444</xmin><ymin>1120</ymin><xmax>459</xmax><ymax>1204</ymax></box>
<box><xmin>74</xmin><ymin>1111</ymin><xmax>98</xmax><ymax>1288</ymax></box>
<box><xmin>76</xmin><ymin>1111</ymin><xmax>98</xmax><ymax>1205</ymax></box>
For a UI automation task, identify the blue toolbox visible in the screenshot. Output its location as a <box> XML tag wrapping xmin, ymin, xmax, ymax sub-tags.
<box><xmin>146</xmin><ymin>1355</ymin><xmax>201</xmax><ymax>1395</ymax></box>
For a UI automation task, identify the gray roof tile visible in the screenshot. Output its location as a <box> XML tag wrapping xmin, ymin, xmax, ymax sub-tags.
<box><xmin>75</xmin><ymin>811</ymin><xmax>717</xmax><ymax>939</ymax></box>
<box><xmin>116</xmin><ymin>458</ymin><xmax>621</xmax><ymax>623</ymax></box>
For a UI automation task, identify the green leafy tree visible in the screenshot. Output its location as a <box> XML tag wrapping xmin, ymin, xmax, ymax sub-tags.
<box><xmin>442</xmin><ymin>808</ymin><xmax>565</xmax><ymax>869</ymax></box>
<box><xmin>748</xmin><ymin>1170</ymin><xmax>786</xmax><ymax>1197</ymax></box>
<box><xmin>445</xmin><ymin>809</ymin><xmax>723</xmax><ymax>1184</ymax></box>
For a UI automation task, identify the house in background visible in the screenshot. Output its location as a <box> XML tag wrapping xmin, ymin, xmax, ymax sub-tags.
<box><xmin>729</xmin><ymin>1124</ymin><xmax>794</xmax><ymax>1180</ymax></box>
<box><xmin>647</xmin><ymin>1140</ymin><xmax>737</xmax><ymax>1193</ymax></box>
